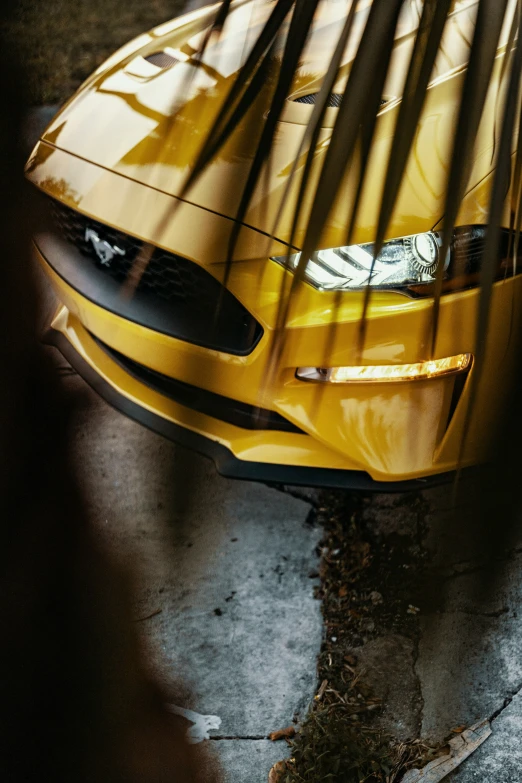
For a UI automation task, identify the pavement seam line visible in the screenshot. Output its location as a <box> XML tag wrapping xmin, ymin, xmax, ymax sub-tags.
<box><xmin>489</xmin><ymin>681</ymin><xmax>522</xmax><ymax>723</ymax></box>
<box><xmin>267</xmin><ymin>484</ymin><xmax>319</xmax><ymax>508</ymax></box>
<box><xmin>208</xmin><ymin>735</ymin><xmax>269</xmax><ymax>740</ymax></box>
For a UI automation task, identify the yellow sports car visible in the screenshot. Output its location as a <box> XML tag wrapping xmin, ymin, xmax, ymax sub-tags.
<box><xmin>26</xmin><ymin>0</ymin><xmax>520</xmax><ymax>489</ymax></box>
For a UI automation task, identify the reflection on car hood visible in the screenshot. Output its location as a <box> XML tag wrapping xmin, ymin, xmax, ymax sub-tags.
<box><xmin>37</xmin><ymin>0</ymin><xmax>513</xmax><ymax>249</ymax></box>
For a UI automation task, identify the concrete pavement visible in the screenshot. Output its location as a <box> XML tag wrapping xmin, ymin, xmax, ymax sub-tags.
<box><xmin>418</xmin><ymin>482</ymin><xmax>522</xmax><ymax>782</ymax></box>
<box><xmin>60</xmin><ymin>367</ymin><xmax>322</xmax><ymax>782</ymax></box>
<box><xmin>342</xmin><ymin>484</ymin><xmax>522</xmax><ymax>781</ymax></box>
<box><xmin>447</xmin><ymin>692</ymin><xmax>522</xmax><ymax>782</ymax></box>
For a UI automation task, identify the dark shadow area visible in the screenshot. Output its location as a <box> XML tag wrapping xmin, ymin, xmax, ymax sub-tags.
<box><xmin>0</xmin><ymin>4</ymin><xmax>221</xmax><ymax>780</ymax></box>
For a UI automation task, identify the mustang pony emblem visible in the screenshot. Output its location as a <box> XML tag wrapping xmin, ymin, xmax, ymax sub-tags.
<box><xmin>85</xmin><ymin>227</ymin><xmax>126</xmax><ymax>266</ymax></box>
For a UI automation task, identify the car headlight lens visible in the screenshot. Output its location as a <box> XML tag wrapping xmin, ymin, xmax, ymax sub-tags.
<box><xmin>272</xmin><ymin>226</ymin><xmax>522</xmax><ymax>296</ymax></box>
<box><xmin>271</xmin><ymin>231</ymin><xmax>450</xmax><ymax>291</ymax></box>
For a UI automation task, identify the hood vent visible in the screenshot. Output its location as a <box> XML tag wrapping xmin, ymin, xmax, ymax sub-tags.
<box><xmin>144</xmin><ymin>51</ymin><xmax>179</xmax><ymax>70</ymax></box>
<box><xmin>294</xmin><ymin>93</ymin><xmax>388</xmax><ymax>108</ymax></box>
<box><xmin>295</xmin><ymin>92</ymin><xmax>342</xmax><ymax>107</ymax></box>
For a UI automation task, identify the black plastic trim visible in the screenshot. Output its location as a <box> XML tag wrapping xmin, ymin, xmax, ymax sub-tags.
<box><xmin>34</xmin><ymin>214</ymin><xmax>263</xmax><ymax>356</ymax></box>
<box><xmin>92</xmin><ymin>335</ymin><xmax>304</xmax><ymax>434</ymax></box>
<box><xmin>45</xmin><ymin>329</ymin><xmax>462</xmax><ymax>493</ymax></box>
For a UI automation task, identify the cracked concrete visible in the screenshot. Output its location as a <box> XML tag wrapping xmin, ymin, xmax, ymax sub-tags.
<box><xmin>447</xmin><ymin>691</ymin><xmax>522</xmax><ymax>781</ymax></box>
<box><xmin>358</xmin><ymin>484</ymin><xmax>522</xmax><ymax>777</ymax></box>
<box><xmin>417</xmin><ymin>609</ymin><xmax>522</xmax><ymax>740</ymax></box>
<box><xmin>415</xmin><ymin>482</ymin><xmax>522</xmax><ymax>778</ymax></box>
<box><xmin>489</xmin><ymin>682</ymin><xmax>522</xmax><ymax>722</ymax></box>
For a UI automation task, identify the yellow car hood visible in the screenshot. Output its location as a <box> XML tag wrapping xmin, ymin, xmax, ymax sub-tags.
<box><xmin>37</xmin><ymin>0</ymin><xmax>509</xmax><ymax>249</ymax></box>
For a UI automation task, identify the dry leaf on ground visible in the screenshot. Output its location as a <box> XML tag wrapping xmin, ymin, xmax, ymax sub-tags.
<box><xmin>269</xmin><ymin>726</ymin><xmax>296</xmax><ymax>741</ymax></box>
<box><xmin>268</xmin><ymin>760</ymin><xmax>287</xmax><ymax>782</ymax></box>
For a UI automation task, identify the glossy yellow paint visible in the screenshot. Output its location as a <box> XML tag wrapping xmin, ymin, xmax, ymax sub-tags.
<box><xmin>32</xmin><ymin>0</ymin><xmax>517</xmax><ymax>247</ymax></box>
<box><xmin>26</xmin><ymin>0</ymin><xmax>521</xmax><ymax>483</ymax></box>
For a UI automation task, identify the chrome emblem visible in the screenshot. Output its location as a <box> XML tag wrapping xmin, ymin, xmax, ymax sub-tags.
<box><xmin>85</xmin><ymin>227</ymin><xmax>125</xmax><ymax>266</ymax></box>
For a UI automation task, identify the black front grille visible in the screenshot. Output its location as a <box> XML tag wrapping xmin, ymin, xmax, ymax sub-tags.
<box><xmin>42</xmin><ymin>198</ymin><xmax>263</xmax><ymax>355</ymax></box>
<box><xmin>51</xmin><ymin>200</ymin><xmax>217</xmax><ymax>311</ymax></box>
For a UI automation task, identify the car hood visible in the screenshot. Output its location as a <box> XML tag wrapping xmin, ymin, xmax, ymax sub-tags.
<box><xmin>34</xmin><ymin>0</ymin><xmax>510</xmax><ymax>249</ymax></box>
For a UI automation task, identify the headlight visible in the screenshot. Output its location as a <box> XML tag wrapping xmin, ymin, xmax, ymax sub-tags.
<box><xmin>271</xmin><ymin>231</ymin><xmax>450</xmax><ymax>291</ymax></box>
<box><xmin>272</xmin><ymin>226</ymin><xmax>521</xmax><ymax>296</ymax></box>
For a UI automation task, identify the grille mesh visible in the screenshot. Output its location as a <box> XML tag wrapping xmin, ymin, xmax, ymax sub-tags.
<box><xmin>144</xmin><ymin>51</ymin><xmax>179</xmax><ymax>69</ymax></box>
<box><xmin>45</xmin><ymin>198</ymin><xmax>262</xmax><ymax>354</ymax></box>
<box><xmin>50</xmin><ymin>200</ymin><xmax>224</xmax><ymax>313</ymax></box>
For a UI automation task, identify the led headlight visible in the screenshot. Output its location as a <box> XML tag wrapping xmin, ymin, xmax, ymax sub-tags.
<box><xmin>271</xmin><ymin>231</ymin><xmax>450</xmax><ymax>291</ymax></box>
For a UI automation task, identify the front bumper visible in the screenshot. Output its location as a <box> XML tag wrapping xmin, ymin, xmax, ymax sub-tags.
<box><xmin>45</xmin><ymin>312</ymin><xmax>460</xmax><ymax>492</ymax></box>
<box><xmin>36</xmin><ymin>240</ymin><xmax>511</xmax><ymax>491</ymax></box>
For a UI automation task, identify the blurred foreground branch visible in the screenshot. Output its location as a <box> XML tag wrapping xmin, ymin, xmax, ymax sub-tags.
<box><xmin>0</xmin><ymin>9</ymin><xmax>205</xmax><ymax>782</ymax></box>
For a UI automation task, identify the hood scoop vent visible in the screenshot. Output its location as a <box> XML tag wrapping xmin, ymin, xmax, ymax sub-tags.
<box><xmin>144</xmin><ymin>51</ymin><xmax>179</xmax><ymax>70</ymax></box>
<box><xmin>293</xmin><ymin>93</ymin><xmax>389</xmax><ymax>108</ymax></box>
<box><xmin>295</xmin><ymin>92</ymin><xmax>343</xmax><ymax>107</ymax></box>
